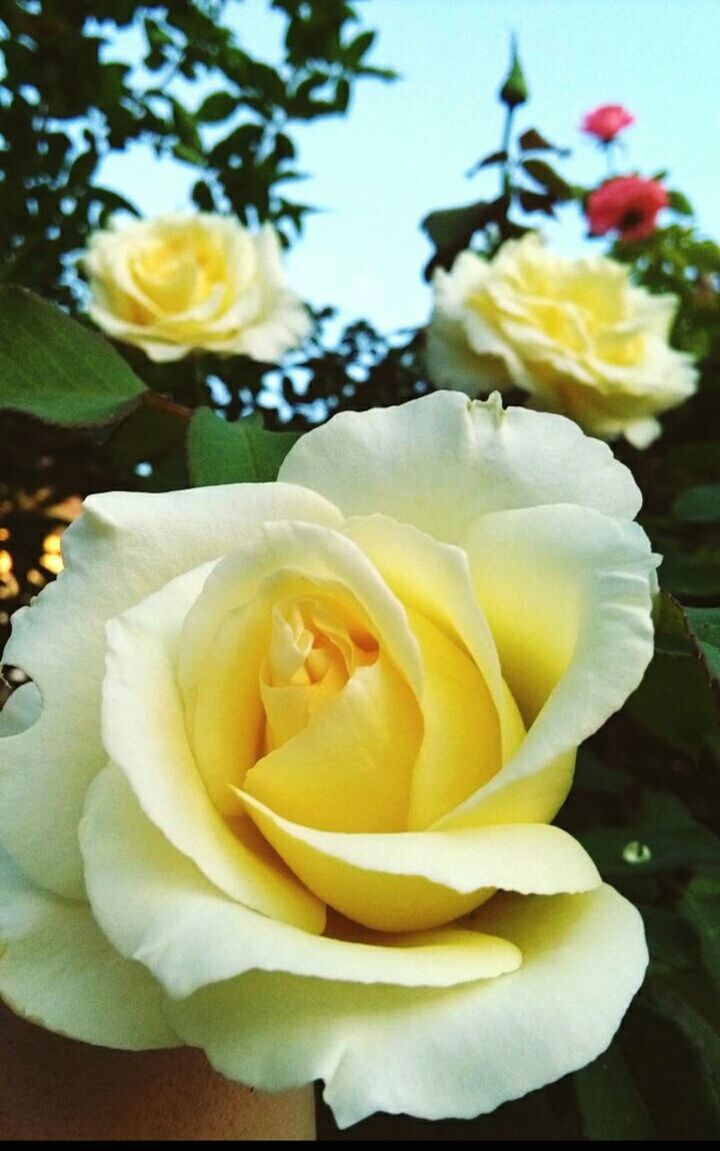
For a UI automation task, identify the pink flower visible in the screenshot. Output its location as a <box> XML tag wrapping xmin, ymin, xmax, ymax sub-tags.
<box><xmin>581</xmin><ymin>104</ymin><xmax>634</xmax><ymax>143</ymax></box>
<box><xmin>587</xmin><ymin>176</ymin><xmax>669</xmax><ymax>242</ymax></box>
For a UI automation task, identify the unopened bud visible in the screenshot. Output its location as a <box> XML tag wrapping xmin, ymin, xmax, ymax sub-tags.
<box><xmin>499</xmin><ymin>38</ymin><xmax>528</xmax><ymax>109</ymax></box>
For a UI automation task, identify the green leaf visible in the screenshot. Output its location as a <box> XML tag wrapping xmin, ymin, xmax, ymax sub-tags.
<box><xmin>679</xmin><ymin>874</ymin><xmax>720</xmax><ymax>981</ymax></box>
<box><xmin>674</xmin><ymin>484</ymin><xmax>720</xmax><ymax>523</ymax></box>
<box><xmin>107</xmin><ymin>401</ymin><xmax>187</xmax><ymax>471</ymax></box>
<box><xmin>578</xmin><ymin>790</ymin><xmax>720</xmax><ymax>879</ymax></box>
<box><xmin>659</xmin><ymin>543</ymin><xmax>720</xmax><ymax>601</ymax></box>
<box><xmin>574</xmin><ymin>1045</ymin><xmax>656</xmax><ymax>1140</ymax></box>
<box><xmin>346</xmin><ymin>29</ymin><xmax>375</xmax><ymax>66</ymax></box>
<box><xmin>685</xmin><ymin>607</ymin><xmax>720</xmax><ymax>683</ymax></box>
<box><xmin>521</xmin><ymin>158</ymin><xmax>572</xmax><ymax>201</ymax></box>
<box><xmin>144</xmin><ymin>16</ymin><xmax>174</xmax><ymax>50</ymax></box>
<box><xmin>197</xmin><ymin>91</ymin><xmax>238</xmax><ymax>123</ymax></box>
<box><xmin>188</xmin><ymin>406</ymin><xmax>300</xmax><ymax>486</ymax></box>
<box><xmin>67</xmin><ymin>148</ymin><xmax>97</xmax><ymax>190</ymax></box>
<box><xmin>625</xmin><ymin>594</ymin><xmax>720</xmax><ymax>752</ymax></box>
<box><xmin>643</xmin><ymin>976</ymin><xmax>720</xmax><ymax>1123</ymax></box>
<box><xmin>518</xmin><ymin>188</ymin><xmax>556</xmax><ymax>216</ymax></box>
<box><xmin>171</xmin><ymin>99</ymin><xmax>203</xmax><ymax>152</ymax></box>
<box><xmin>173</xmin><ymin>141</ymin><xmax>206</xmax><ymax>167</ymax></box>
<box><xmin>191</xmin><ymin>179</ymin><xmax>216</xmax><ymax>212</ymax></box>
<box><xmin>518</xmin><ymin>128</ymin><xmax>567</xmax><ymax>154</ymax></box>
<box><xmin>0</xmin><ymin>287</ymin><xmax>146</xmax><ymax>426</ymax></box>
<box><xmin>90</xmin><ymin>187</ymin><xmax>140</xmax><ymax>217</ymax></box>
<box><xmin>422</xmin><ymin>198</ymin><xmax>506</xmax><ymax>253</ymax></box>
<box><xmin>651</xmin><ymin>591</ymin><xmax>698</xmax><ymax>656</ymax></box>
<box><xmin>666</xmin><ymin>441</ymin><xmax>720</xmax><ymax>487</ymax></box>
<box><xmin>622</xmin><ymin>994</ymin><xmax>720</xmax><ymax>1138</ymax></box>
<box><xmin>639</xmin><ymin>905</ymin><xmax>698</xmax><ymax>971</ymax></box>
<box><xmin>669</xmin><ymin>189</ymin><xmax>694</xmax><ymax>216</ymax></box>
<box><xmin>465</xmin><ymin>149</ymin><xmax>507</xmax><ymax>177</ymax></box>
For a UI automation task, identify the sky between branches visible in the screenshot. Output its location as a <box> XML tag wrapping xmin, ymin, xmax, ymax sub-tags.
<box><xmin>97</xmin><ymin>0</ymin><xmax>720</xmax><ymax>331</ymax></box>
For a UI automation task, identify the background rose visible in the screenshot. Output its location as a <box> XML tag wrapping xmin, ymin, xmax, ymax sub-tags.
<box><xmin>84</xmin><ymin>214</ymin><xmax>310</xmax><ymax>363</ymax></box>
<box><xmin>0</xmin><ymin>393</ymin><xmax>656</xmax><ymax>1127</ymax></box>
<box><xmin>581</xmin><ymin>104</ymin><xmax>634</xmax><ymax>142</ymax></box>
<box><xmin>427</xmin><ymin>234</ymin><xmax>697</xmax><ymax>447</ymax></box>
<box><xmin>587</xmin><ymin>176</ymin><xmax>670</xmax><ymax>243</ymax></box>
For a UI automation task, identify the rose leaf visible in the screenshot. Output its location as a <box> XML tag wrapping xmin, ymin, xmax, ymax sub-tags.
<box><xmin>188</xmin><ymin>405</ymin><xmax>300</xmax><ymax>486</ymax></box>
<box><xmin>0</xmin><ymin>286</ymin><xmax>147</xmax><ymax>426</ymax></box>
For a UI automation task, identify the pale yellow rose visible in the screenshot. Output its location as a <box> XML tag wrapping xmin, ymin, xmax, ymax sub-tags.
<box><xmin>427</xmin><ymin>234</ymin><xmax>698</xmax><ymax>448</ymax></box>
<box><xmin>0</xmin><ymin>393</ymin><xmax>655</xmax><ymax>1127</ymax></box>
<box><xmin>84</xmin><ymin>213</ymin><xmax>310</xmax><ymax>363</ymax></box>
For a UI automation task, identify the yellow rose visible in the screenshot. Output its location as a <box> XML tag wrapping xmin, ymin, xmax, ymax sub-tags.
<box><xmin>0</xmin><ymin>393</ymin><xmax>655</xmax><ymax>1127</ymax></box>
<box><xmin>84</xmin><ymin>213</ymin><xmax>310</xmax><ymax>363</ymax></box>
<box><xmin>428</xmin><ymin>234</ymin><xmax>698</xmax><ymax>447</ymax></box>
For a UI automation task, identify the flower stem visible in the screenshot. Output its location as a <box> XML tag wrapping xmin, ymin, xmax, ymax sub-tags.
<box><xmin>142</xmin><ymin>389</ymin><xmax>192</xmax><ymax>422</ymax></box>
<box><xmin>500</xmin><ymin>104</ymin><xmax>516</xmax><ymax>198</ymax></box>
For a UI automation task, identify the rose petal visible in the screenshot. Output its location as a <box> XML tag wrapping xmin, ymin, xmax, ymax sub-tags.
<box><xmin>437</xmin><ymin>503</ymin><xmax>656</xmax><ymax>829</ymax></box>
<box><xmin>279</xmin><ymin>392</ymin><xmax>642</xmax><ymax>544</ymax></box>
<box><xmin>81</xmin><ymin>765</ymin><xmax>523</xmax><ymax>997</ymax></box>
<box><xmin>104</xmin><ymin>563</ymin><xmax>325</xmax><ymax>934</ymax></box>
<box><xmin>342</xmin><ymin>515</ymin><xmax>503</xmax><ymax>722</ymax></box>
<box><xmin>0</xmin><ymin>842</ymin><xmax>177</xmax><ymax>1049</ymax></box>
<box><xmin>341</xmin><ymin>516</ymin><xmax>527</xmax><ymax>803</ymax></box>
<box><xmin>166</xmin><ymin>884</ymin><xmax>647</xmax><ymax>1128</ymax></box>
<box><xmin>405</xmin><ymin>609</ymin><xmax>504</xmax><ymax>829</ymax></box>
<box><xmin>244</xmin><ymin>653</ymin><xmax>421</xmax><ymax>832</ymax></box>
<box><xmin>239</xmin><ymin>792</ymin><xmax>600</xmax><ymax>932</ymax></box>
<box><xmin>180</xmin><ymin>521</ymin><xmax>424</xmax><ymax>823</ymax></box>
<box><xmin>0</xmin><ymin>682</ymin><xmax>41</xmax><ymax>737</ymax></box>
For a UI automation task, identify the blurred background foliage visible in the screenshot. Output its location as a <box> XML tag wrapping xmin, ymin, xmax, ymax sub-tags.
<box><xmin>1</xmin><ymin>0</ymin><xmax>719</xmax><ymax>1140</ymax></box>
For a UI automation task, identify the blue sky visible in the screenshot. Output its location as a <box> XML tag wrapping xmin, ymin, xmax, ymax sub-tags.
<box><xmin>98</xmin><ymin>0</ymin><xmax>720</xmax><ymax>332</ymax></box>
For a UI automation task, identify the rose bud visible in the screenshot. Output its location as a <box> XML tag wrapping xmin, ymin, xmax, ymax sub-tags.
<box><xmin>581</xmin><ymin>104</ymin><xmax>634</xmax><ymax>143</ymax></box>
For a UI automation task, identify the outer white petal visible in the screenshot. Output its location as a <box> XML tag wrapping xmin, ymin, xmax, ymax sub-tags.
<box><xmin>166</xmin><ymin>885</ymin><xmax>648</xmax><ymax>1128</ymax></box>
<box><xmin>0</xmin><ymin>843</ymin><xmax>176</xmax><ymax>1049</ymax></box>
<box><xmin>0</xmin><ymin>484</ymin><xmax>342</xmax><ymax>898</ymax></box>
<box><xmin>81</xmin><ymin>765</ymin><xmax>522</xmax><ymax>998</ymax></box>
<box><xmin>0</xmin><ymin>682</ymin><xmax>41</xmax><ymax>736</ymax></box>
<box><xmin>279</xmin><ymin>392</ymin><xmax>642</xmax><ymax>543</ymax></box>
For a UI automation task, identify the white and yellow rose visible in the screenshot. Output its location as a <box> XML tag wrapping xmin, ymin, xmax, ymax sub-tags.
<box><xmin>0</xmin><ymin>392</ymin><xmax>656</xmax><ymax>1127</ymax></box>
<box><xmin>427</xmin><ymin>234</ymin><xmax>697</xmax><ymax>448</ymax></box>
<box><xmin>84</xmin><ymin>213</ymin><xmax>310</xmax><ymax>363</ymax></box>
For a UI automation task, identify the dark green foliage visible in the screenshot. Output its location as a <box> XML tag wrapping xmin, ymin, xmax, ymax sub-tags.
<box><xmin>0</xmin><ymin>0</ymin><xmax>394</xmax><ymax>304</ymax></box>
<box><xmin>611</xmin><ymin>225</ymin><xmax>720</xmax><ymax>360</ymax></box>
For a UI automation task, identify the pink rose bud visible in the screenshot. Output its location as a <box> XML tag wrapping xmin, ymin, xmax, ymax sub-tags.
<box><xmin>586</xmin><ymin>175</ymin><xmax>669</xmax><ymax>242</ymax></box>
<box><xmin>581</xmin><ymin>104</ymin><xmax>634</xmax><ymax>142</ymax></box>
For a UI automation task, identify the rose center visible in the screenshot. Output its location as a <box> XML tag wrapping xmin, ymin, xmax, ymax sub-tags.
<box><xmin>259</xmin><ymin>595</ymin><xmax>379</xmax><ymax>753</ymax></box>
<box><xmin>131</xmin><ymin>233</ymin><xmax>225</xmax><ymax>312</ymax></box>
<box><xmin>620</xmin><ymin>208</ymin><xmax>645</xmax><ymax>231</ymax></box>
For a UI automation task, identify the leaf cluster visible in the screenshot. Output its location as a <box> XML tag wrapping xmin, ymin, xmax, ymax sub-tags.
<box><xmin>0</xmin><ymin>0</ymin><xmax>393</xmax><ymax>306</ymax></box>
